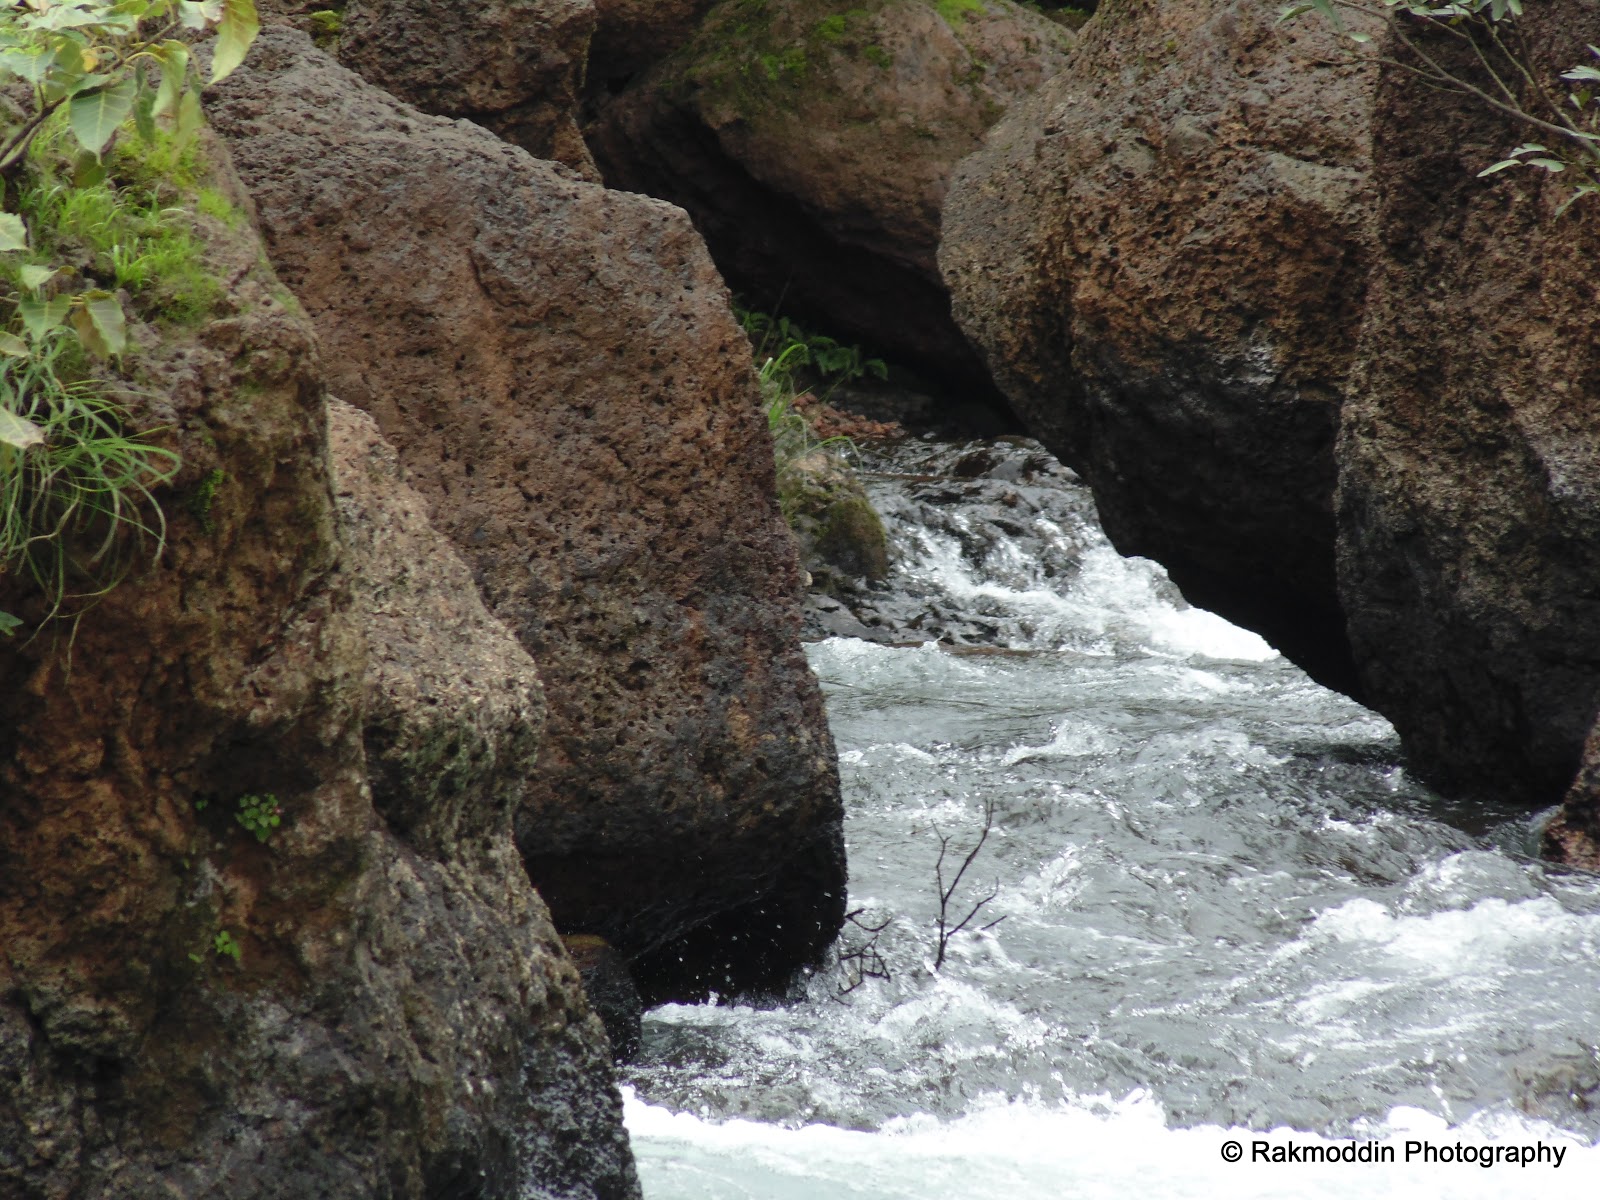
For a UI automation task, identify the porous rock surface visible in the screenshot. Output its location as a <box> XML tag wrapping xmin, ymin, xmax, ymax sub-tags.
<box><xmin>332</xmin><ymin>0</ymin><xmax>599</xmax><ymax>174</ymax></box>
<box><xmin>586</xmin><ymin>0</ymin><xmax>1073</xmax><ymax>395</ymax></box>
<box><xmin>1338</xmin><ymin>4</ymin><xmax>1600</xmax><ymax>807</ymax></box>
<box><xmin>1544</xmin><ymin>718</ymin><xmax>1600</xmax><ymax>872</ymax></box>
<box><xmin>0</xmin><ymin>157</ymin><xmax>635</xmax><ymax>1198</ymax></box>
<box><xmin>941</xmin><ymin>0</ymin><xmax>1376</xmax><ymax>695</ymax></box>
<box><xmin>208</xmin><ymin>29</ymin><xmax>846</xmax><ymax>1003</ymax></box>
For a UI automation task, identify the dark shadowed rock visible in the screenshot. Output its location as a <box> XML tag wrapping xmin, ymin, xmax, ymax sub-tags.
<box><xmin>586</xmin><ymin>0</ymin><xmax>1073</xmax><ymax>398</ymax></box>
<box><xmin>0</xmin><ymin>148</ymin><xmax>635</xmax><ymax>1200</ymax></box>
<box><xmin>1338</xmin><ymin>4</ymin><xmax>1600</xmax><ymax>807</ymax></box>
<box><xmin>589</xmin><ymin>0</ymin><xmax>720</xmax><ymax>87</ymax></box>
<box><xmin>208</xmin><ymin>29</ymin><xmax>846</xmax><ymax>1004</ymax></box>
<box><xmin>1545</xmin><ymin>717</ymin><xmax>1600</xmax><ymax>872</ymax></box>
<box><xmin>941</xmin><ymin>0</ymin><xmax>1376</xmax><ymax>696</ymax></box>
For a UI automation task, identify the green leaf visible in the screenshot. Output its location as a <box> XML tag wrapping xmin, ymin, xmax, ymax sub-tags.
<box><xmin>133</xmin><ymin>83</ymin><xmax>157</xmax><ymax>143</ymax></box>
<box><xmin>0</xmin><ymin>610</ymin><xmax>22</xmax><ymax>637</ymax></box>
<box><xmin>0</xmin><ymin>406</ymin><xmax>44</xmax><ymax>448</ymax></box>
<box><xmin>0</xmin><ymin>212</ymin><xmax>28</xmax><ymax>252</ymax></box>
<box><xmin>211</xmin><ymin>0</ymin><xmax>258</xmax><ymax>82</ymax></box>
<box><xmin>0</xmin><ymin>331</ymin><xmax>30</xmax><ymax>358</ymax></box>
<box><xmin>20</xmin><ymin>295</ymin><xmax>71</xmax><ymax>338</ymax></box>
<box><xmin>178</xmin><ymin>0</ymin><xmax>222</xmax><ymax>29</ymax></box>
<box><xmin>153</xmin><ymin>39</ymin><xmax>188</xmax><ymax>119</ymax></box>
<box><xmin>173</xmin><ymin>85</ymin><xmax>203</xmax><ymax>152</ymax></box>
<box><xmin>81</xmin><ymin>291</ymin><xmax>128</xmax><ymax>357</ymax></box>
<box><xmin>18</xmin><ymin>263</ymin><xmax>58</xmax><ymax>291</ymax></box>
<box><xmin>0</xmin><ymin>45</ymin><xmax>57</xmax><ymax>84</ymax></box>
<box><xmin>1529</xmin><ymin>157</ymin><xmax>1568</xmax><ymax>172</ymax></box>
<box><xmin>69</xmin><ymin>76</ymin><xmax>138</xmax><ymax>155</ymax></box>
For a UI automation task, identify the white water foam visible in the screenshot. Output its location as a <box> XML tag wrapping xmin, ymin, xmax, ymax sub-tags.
<box><xmin>627</xmin><ymin>1088</ymin><xmax>1598</xmax><ymax>1200</ymax></box>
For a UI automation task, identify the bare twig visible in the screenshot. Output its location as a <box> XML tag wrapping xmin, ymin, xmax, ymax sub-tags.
<box><xmin>932</xmin><ymin>796</ymin><xmax>1007</xmax><ymax>970</ymax></box>
<box><xmin>835</xmin><ymin>907</ymin><xmax>893</xmax><ymax>997</ymax></box>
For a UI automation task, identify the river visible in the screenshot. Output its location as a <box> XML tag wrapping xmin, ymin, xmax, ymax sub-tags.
<box><xmin>619</xmin><ymin>437</ymin><xmax>1600</xmax><ymax>1199</ymax></box>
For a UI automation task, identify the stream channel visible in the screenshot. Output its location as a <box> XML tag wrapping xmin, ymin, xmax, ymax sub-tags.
<box><xmin>619</xmin><ymin>436</ymin><xmax>1600</xmax><ymax>1199</ymax></box>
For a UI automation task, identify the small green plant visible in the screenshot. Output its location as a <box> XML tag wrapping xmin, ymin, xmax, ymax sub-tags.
<box><xmin>234</xmin><ymin>792</ymin><xmax>281</xmax><ymax>843</ymax></box>
<box><xmin>737</xmin><ymin>304</ymin><xmax>888</xmax><ymax>396</ymax></box>
<box><xmin>308</xmin><ymin>8</ymin><xmax>344</xmax><ymax>49</ymax></box>
<box><xmin>184</xmin><ymin>466</ymin><xmax>223</xmax><ymax>532</ymax></box>
<box><xmin>188</xmin><ymin>928</ymin><xmax>242</xmax><ymax>963</ymax></box>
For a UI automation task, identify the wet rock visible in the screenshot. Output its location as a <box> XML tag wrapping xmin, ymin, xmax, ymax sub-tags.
<box><xmin>1338</xmin><ymin>3</ymin><xmax>1600</xmax><ymax>806</ymax></box>
<box><xmin>0</xmin><ymin>147</ymin><xmax>634</xmax><ymax>1199</ymax></box>
<box><xmin>564</xmin><ymin>935</ymin><xmax>645</xmax><ymax>1061</ymax></box>
<box><xmin>782</xmin><ymin>448</ymin><xmax>892</xmax><ymax>590</ymax></box>
<box><xmin>1544</xmin><ymin>716</ymin><xmax>1600</xmax><ymax>871</ymax></box>
<box><xmin>586</xmin><ymin>0</ymin><xmax>1073</xmax><ymax>396</ymax></box>
<box><xmin>942</xmin><ymin>0</ymin><xmax>1377</xmax><ymax>696</ymax></box>
<box><xmin>801</xmin><ymin>436</ymin><xmax>1110</xmax><ymax>647</ymax></box>
<box><xmin>208</xmin><ymin>30</ymin><xmax>846</xmax><ymax>1004</ymax></box>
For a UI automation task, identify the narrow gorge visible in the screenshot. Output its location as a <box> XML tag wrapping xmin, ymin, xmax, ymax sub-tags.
<box><xmin>1</xmin><ymin>1</ymin><xmax>1597</xmax><ymax>1198</ymax></box>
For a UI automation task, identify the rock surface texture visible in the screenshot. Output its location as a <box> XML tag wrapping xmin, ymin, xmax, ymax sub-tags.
<box><xmin>208</xmin><ymin>30</ymin><xmax>846</xmax><ymax>1004</ymax></box>
<box><xmin>588</xmin><ymin>0</ymin><xmax>719</xmax><ymax>87</ymax></box>
<box><xmin>1338</xmin><ymin>5</ymin><xmax>1600</xmax><ymax>807</ymax></box>
<box><xmin>586</xmin><ymin>0</ymin><xmax>1073</xmax><ymax>396</ymax></box>
<box><xmin>335</xmin><ymin>0</ymin><xmax>600</xmax><ymax>174</ymax></box>
<box><xmin>941</xmin><ymin>0</ymin><xmax>1376</xmax><ymax>695</ymax></box>
<box><xmin>0</xmin><ymin>156</ymin><xmax>635</xmax><ymax>1199</ymax></box>
<box><xmin>1544</xmin><ymin>718</ymin><xmax>1600</xmax><ymax>872</ymax></box>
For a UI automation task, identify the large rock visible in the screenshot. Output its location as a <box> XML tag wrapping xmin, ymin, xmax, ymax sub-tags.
<box><xmin>332</xmin><ymin>0</ymin><xmax>599</xmax><ymax>174</ymax></box>
<box><xmin>586</xmin><ymin>0</ymin><xmax>1073</xmax><ymax>398</ymax></box>
<box><xmin>0</xmin><ymin>149</ymin><xmax>634</xmax><ymax>1198</ymax></box>
<box><xmin>941</xmin><ymin>0</ymin><xmax>1377</xmax><ymax>695</ymax></box>
<box><xmin>207</xmin><ymin>29</ymin><xmax>846</xmax><ymax>1004</ymax></box>
<box><xmin>1337</xmin><ymin>4</ymin><xmax>1600</xmax><ymax>805</ymax></box>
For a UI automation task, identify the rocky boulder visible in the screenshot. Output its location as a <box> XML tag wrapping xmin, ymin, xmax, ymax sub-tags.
<box><xmin>586</xmin><ymin>0</ymin><xmax>1074</xmax><ymax>397</ymax></box>
<box><xmin>208</xmin><ymin>29</ymin><xmax>846</xmax><ymax>1004</ymax></box>
<box><xmin>941</xmin><ymin>0</ymin><xmax>1377</xmax><ymax>696</ymax></box>
<box><xmin>303</xmin><ymin>0</ymin><xmax>601</xmax><ymax>175</ymax></box>
<box><xmin>0</xmin><ymin>149</ymin><xmax>634</xmax><ymax>1199</ymax></box>
<box><xmin>1337</xmin><ymin>4</ymin><xmax>1600</xmax><ymax>807</ymax></box>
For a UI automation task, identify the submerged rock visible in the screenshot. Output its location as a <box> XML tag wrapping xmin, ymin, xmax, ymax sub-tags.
<box><xmin>1340</xmin><ymin>3</ymin><xmax>1600</xmax><ymax>807</ymax></box>
<box><xmin>941</xmin><ymin>0</ymin><xmax>1376</xmax><ymax>696</ymax></box>
<box><xmin>586</xmin><ymin>0</ymin><xmax>1073</xmax><ymax>396</ymax></box>
<box><xmin>0</xmin><ymin>144</ymin><xmax>634</xmax><ymax>1199</ymax></box>
<box><xmin>209</xmin><ymin>30</ymin><xmax>846</xmax><ymax>1004</ymax></box>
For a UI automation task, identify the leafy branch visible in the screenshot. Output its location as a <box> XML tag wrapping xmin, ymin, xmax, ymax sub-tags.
<box><xmin>931</xmin><ymin>795</ymin><xmax>1005</xmax><ymax>970</ymax></box>
<box><xmin>1279</xmin><ymin>0</ymin><xmax>1600</xmax><ymax>211</ymax></box>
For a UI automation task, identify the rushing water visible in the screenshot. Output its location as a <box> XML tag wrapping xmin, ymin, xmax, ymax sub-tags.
<box><xmin>621</xmin><ymin>438</ymin><xmax>1600</xmax><ymax>1199</ymax></box>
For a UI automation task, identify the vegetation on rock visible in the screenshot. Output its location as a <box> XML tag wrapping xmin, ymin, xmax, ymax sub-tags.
<box><xmin>1282</xmin><ymin>0</ymin><xmax>1600</xmax><ymax>211</ymax></box>
<box><xmin>0</xmin><ymin>0</ymin><xmax>257</xmax><ymax>634</ymax></box>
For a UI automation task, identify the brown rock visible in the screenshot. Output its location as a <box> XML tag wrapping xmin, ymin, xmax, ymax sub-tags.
<box><xmin>1544</xmin><ymin>717</ymin><xmax>1600</xmax><ymax>871</ymax></box>
<box><xmin>334</xmin><ymin>0</ymin><xmax>600</xmax><ymax>175</ymax></box>
<box><xmin>586</xmin><ymin>0</ymin><xmax>1073</xmax><ymax>397</ymax></box>
<box><xmin>941</xmin><ymin>0</ymin><xmax>1377</xmax><ymax>695</ymax></box>
<box><xmin>0</xmin><ymin>144</ymin><xmax>634</xmax><ymax>1199</ymax></box>
<box><xmin>1337</xmin><ymin>3</ymin><xmax>1600</xmax><ymax>805</ymax></box>
<box><xmin>207</xmin><ymin>29</ymin><xmax>846</xmax><ymax>1004</ymax></box>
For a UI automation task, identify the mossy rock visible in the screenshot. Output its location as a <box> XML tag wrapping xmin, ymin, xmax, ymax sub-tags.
<box><xmin>780</xmin><ymin>448</ymin><xmax>890</xmax><ymax>587</ymax></box>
